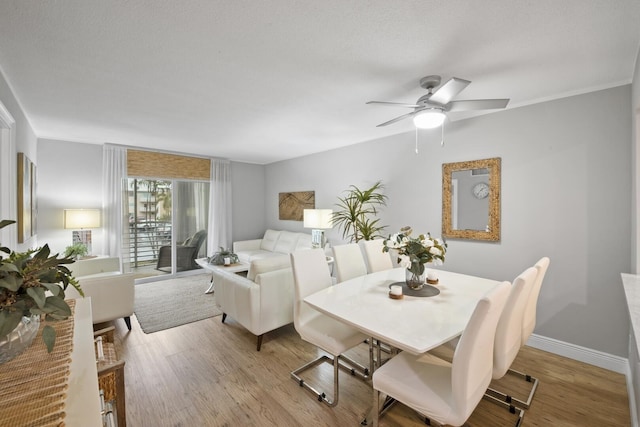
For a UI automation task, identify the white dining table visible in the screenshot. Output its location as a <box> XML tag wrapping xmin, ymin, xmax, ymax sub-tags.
<box><xmin>304</xmin><ymin>267</ymin><xmax>501</xmax><ymax>355</ymax></box>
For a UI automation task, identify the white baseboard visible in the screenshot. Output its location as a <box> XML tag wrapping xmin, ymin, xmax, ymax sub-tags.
<box><xmin>526</xmin><ymin>333</ymin><xmax>628</xmax><ymax>374</ymax></box>
<box><xmin>527</xmin><ymin>334</ymin><xmax>637</xmax><ymax>425</ymax></box>
<box><xmin>626</xmin><ymin>363</ymin><xmax>639</xmax><ymax>427</ymax></box>
<box><xmin>527</xmin><ymin>334</ymin><xmax>639</xmax><ymax>427</ymax></box>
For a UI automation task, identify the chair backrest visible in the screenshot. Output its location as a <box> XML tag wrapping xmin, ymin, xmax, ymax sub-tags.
<box><xmin>360</xmin><ymin>239</ymin><xmax>393</xmax><ymax>273</ymax></box>
<box><xmin>493</xmin><ymin>267</ymin><xmax>538</xmax><ymax>379</ymax></box>
<box><xmin>290</xmin><ymin>249</ymin><xmax>333</xmax><ymax>331</ymax></box>
<box><xmin>451</xmin><ymin>281</ymin><xmax>510</xmax><ymax>420</ymax></box>
<box><xmin>333</xmin><ymin>243</ymin><xmax>368</xmax><ymax>283</ymax></box>
<box><xmin>522</xmin><ymin>257</ymin><xmax>550</xmax><ymax>346</ymax></box>
<box><xmin>189</xmin><ymin>230</ymin><xmax>207</xmax><ymax>256</ymax></box>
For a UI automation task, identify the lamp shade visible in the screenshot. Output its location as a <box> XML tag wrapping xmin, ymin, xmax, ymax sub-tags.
<box><xmin>303</xmin><ymin>209</ymin><xmax>333</xmax><ymax>229</ymax></box>
<box><xmin>413</xmin><ymin>109</ymin><xmax>446</xmax><ymax>129</ymax></box>
<box><xmin>64</xmin><ymin>209</ymin><xmax>101</xmax><ymax>229</ymax></box>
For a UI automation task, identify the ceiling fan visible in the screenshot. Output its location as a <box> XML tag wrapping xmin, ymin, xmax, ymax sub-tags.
<box><xmin>367</xmin><ymin>75</ymin><xmax>510</xmax><ymax>129</ymax></box>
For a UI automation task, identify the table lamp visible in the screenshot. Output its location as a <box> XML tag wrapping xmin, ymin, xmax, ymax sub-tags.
<box><xmin>303</xmin><ymin>209</ymin><xmax>333</xmax><ymax>249</ymax></box>
<box><xmin>64</xmin><ymin>209</ymin><xmax>101</xmax><ymax>254</ymax></box>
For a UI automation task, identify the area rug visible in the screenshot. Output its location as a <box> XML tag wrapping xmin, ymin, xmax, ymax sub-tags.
<box><xmin>134</xmin><ymin>274</ymin><xmax>221</xmax><ymax>333</ymax></box>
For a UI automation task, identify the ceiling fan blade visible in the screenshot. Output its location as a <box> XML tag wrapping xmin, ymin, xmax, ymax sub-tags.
<box><xmin>376</xmin><ymin>111</ymin><xmax>415</xmax><ymax>127</ymax></box>
<box><xmin>446</xmin><ymin>99</ymin><xmax>510</xmax><ymax>112</ymax></box>
<box><xmin>367</xmin><ymin>101</ymin><xmax>420</xmax><ymax>108</ymax></box>
<box><xmin>428</xmin><ymin>77</ymin><xmax>471</xmax><ymax>105</ymax></box>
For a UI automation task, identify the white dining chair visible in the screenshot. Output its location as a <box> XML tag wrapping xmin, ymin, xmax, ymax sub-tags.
<box><xmin>505</xmin><ymin>256</ymin><xmax>550</xmax><ymax>408</ymax></box>
<box><xmin>332</xmin><ymin>243</ymin><xmax>368</xmax><ymax>283</ymax></box>
<box><xmin>430</xmin><ymin>266</ymin><xmax>539</xmax><ymax>417</ymax></box>
<box><xmin>289</xmin><ymin>249</ymin><xmax>371</xmax><ymax>407</ymax></box>
<box><xmin>360</xmin><ymin>239</ymin><xmax>393</xmax><ymax>273</ymax></box>
<box><xmin>372</xmin><ymin>281</ymin><xmax>511</xmax><ymax>427</ymax></box>
<box><xmin>485</xmin><ymin>266</ymin><xmax>538</xmax><ymax>420</ymax></box>
<box><xmin>522</xmin><ymin>257</ymin><xmax>550</xmax><ymax>346</ymax></box>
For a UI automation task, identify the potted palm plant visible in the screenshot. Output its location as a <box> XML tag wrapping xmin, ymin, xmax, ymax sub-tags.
<box><xmin>0</xmin><ymin>219</ymin><xmax>82</xmax><ymax>362</ymax></box>
<box><xmin>332</xmin><ymin>180</ymin><xmax>388</xmax><ymax>242</ymax></box>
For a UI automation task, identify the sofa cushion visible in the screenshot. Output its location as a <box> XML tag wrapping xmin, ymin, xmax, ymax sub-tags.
<box><xmin>247</xmin><ymin>255</ymin><xmax>291</xmax><ymax>281</ymax></box>
<box><xmin>273</xmin><ymin>231</ymin><xmax>299</xmax><ymax>254</ymax></box>
<box><xmin>295</xmin><ymin>234</ymin><xmax>313</xmax><ymax>250</ymax></box>
<box><xmin>260</xmin><ymin>229</ymin><xmax>280</xmax><ymax>252</ymax></box>
<box><xmin>68</xmin><ymin>256</ymin><xmax>120</xmax><ymax>277</ymax></box>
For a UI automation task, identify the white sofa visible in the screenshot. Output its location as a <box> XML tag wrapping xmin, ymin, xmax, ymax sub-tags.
<box><xmin>212</xmin><ymin>257</ymin><xmax>294</xmax><ymax>351</ymax></box>
<box><xmin>233</xmin><ymin>229</ymin><xmax>313</xmax><ymax>264</ymax></box>
<box><xmin>65</xmin><ymin>257</ymin><xmax>135</xmax><ymax>330</ymax></box>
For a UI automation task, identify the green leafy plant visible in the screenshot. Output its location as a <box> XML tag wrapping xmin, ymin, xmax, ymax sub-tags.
<box><xmin>332</xmin><ymin>181</ymin><xmax>388</xmax><ymax>242</ymax></box>
<box><xmin>64</xmin><ymin>242</ymin><xmax>88</xmax><ymax>259</ymax></box>
<box><xmin>208</xmin><ymin>247</ymin><xmax>239</xmax><ymax>265</ymax></box>
<box><xmin>0</xmin><ymin>219</ymin><xmax>83</xmax><ymax>352</ymax></box>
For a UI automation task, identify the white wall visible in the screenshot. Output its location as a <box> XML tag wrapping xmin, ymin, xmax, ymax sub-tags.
<box><xmin>266</xmin><ymin>85</ymin><xmax>632</xmax><ymax>357</ymax></box>
<box><xmin>37</xmin><ymin>139</ymin><xmax>104</xmax><ymax>255</ymax></box>
<box><xmin>35</xmin><ymin>139</ymin><xmax>267</xmax><ymax>255</ymax></box>
<box><xmin>231</xmin><ymin>161</ymin><xmax>266</xmax><ymax>242</ymax></box>
<box><xmin>633</xmin><ymin>45</ymin><xmax>640</xmax><ymax>274</ymax></box>
<box><xmin>0</xmin><ymin>67</ymin><xmax>37</xmax><ymax>252</ymax></box>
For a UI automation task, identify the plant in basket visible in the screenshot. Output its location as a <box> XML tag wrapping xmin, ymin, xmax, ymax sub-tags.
<box><xmin>0</xmin><ymin>219</ymin><xmax>83</xmax><ymax>360</ymax></box>
<box><xmin>208</xmin><ymin>247</ymin><xmax>239</xmax><ymax>265</ymax></box>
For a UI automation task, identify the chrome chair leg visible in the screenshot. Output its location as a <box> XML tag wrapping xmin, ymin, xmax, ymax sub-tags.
<box><xmin>486</xmin><ymin>368</ymin><xmax>539</xmax><ymax>409</ymax></box>
<box><xmin>483</xmin><ymin>392</ymin><xmax>525</xmax><ymax>427</ymax></box>
<box><xmin>290</xmin><ymin>350</ymin><xmax>371</xmax><ymax>407</ymax></box>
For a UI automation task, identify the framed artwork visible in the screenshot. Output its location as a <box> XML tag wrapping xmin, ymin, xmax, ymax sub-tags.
<box><xmin>279</xmin><ymin>191</ymin><xmax>315</xmax><ymax>221</ymax></box>
<box><xmin>17</xmin><ymin>152</ymin><xmax>33</xmax><ymax>243</ymax></box>
<box><xmin>31</xmin><ymin>162</ymin><xmax>37</xmax><ymax>237</ymax></box>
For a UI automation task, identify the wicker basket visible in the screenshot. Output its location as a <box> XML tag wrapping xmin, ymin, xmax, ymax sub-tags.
<box><xmin>94</xmin><ymin>326</ymin><xmax>126</xmax><ymax>427</ymax></box>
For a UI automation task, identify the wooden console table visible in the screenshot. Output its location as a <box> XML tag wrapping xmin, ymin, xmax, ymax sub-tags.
<box><xmin>66</xmin><ymin>297</ymin><xmax>103</xmax><ymax>426</ymax></box>
<box><xmin>0</xmin><ymin>298</ymin><xmax>102</xmax><ymax>426</ymax></box>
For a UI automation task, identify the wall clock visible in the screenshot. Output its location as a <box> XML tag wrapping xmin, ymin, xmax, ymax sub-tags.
<box><xmin>472</xmin><ymin>182</ymin><xmax>489</xmax><ymax>199</ymax></box>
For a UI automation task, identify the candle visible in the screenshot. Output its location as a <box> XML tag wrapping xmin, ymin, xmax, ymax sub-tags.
<box><xmin>224</xmin><ymin>257</ymin><xmax>231</xmax><ymax>265</ymax></box>
<box><xmin>390</xmin><ymin>285</ymin><xmax>403</xmax><ymax>296</ymax></box>
<box><xmin>427</xmin><ymin>271</ymin><xmax>437</xmax><ymax>281</ymax></box>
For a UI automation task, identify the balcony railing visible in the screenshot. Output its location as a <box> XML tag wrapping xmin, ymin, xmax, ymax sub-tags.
<box><xmin>127</xmin><ymin>221</ymin><xmax>171</xmax><ymax>268</ymax></box>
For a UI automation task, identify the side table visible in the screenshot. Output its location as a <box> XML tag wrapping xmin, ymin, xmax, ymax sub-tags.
<box><xmin>195</xmin><ymin>258</ymin><xmax>250</xmax><ymax>294</ymax></box>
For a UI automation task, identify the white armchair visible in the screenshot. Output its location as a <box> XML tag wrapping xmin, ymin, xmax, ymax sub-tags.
<box><xmin>65</xmin><ymin>257</ymin><xmax>135</xmax><ymax>330</ymax></box>
<box><xmin>212</xmin><ymin>261</ymin><xmax>295</xmax><ymax>351</ymax></box>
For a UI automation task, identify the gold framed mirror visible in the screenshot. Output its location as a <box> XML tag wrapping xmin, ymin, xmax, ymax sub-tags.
<box><xmin>442</xmin><ymin>157</ymin><xmax>501</xmax><ymax>241</ymax></box>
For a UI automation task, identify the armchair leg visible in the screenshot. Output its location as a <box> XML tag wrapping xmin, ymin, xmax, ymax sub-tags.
<box><xmin>222</xmin><ymin>313</ymin><xmax>227</xmax><ymax>323</ymax></box>
<box><xmin>123</xmin><ymin>316</ymin><xmax>131</xmax><ymax>331</ymax></box>
<box><xmin>257</xmin><ymin>334</ymin><xmax>264</xmax><ymax>351</ymax></box>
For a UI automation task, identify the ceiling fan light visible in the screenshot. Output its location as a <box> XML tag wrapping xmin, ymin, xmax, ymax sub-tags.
<box><xmin>413</xmin><ymin>109</ymin><xmax>446</xmax><ymax>129</ymax></box>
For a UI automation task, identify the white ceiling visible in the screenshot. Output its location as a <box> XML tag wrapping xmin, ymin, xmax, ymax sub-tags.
<box><xmin>0</xmin><ymin>1</ymin><xmax>639</xmax><ymax>165</ymax></box>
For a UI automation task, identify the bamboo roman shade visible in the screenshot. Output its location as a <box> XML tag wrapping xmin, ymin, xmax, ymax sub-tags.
<box><xmin>127</xmin><ymin>149</ymin><xmax>211</xmax><ymax>180</ymax></box>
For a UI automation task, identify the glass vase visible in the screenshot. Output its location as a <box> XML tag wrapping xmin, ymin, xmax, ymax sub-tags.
<box><xmin>0</xmin><ymin>314</ymin><xmax>40</xmax><ymax>364</ymax></box>
<box><xmin>405</xmin><ymin>268</ymin><xmax>427</xmax><ymax>290</ymax></box>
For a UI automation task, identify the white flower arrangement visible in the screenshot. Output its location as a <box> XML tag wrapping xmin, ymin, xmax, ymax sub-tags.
<box><xmin>383</xmin><ymin>226</ymin><xmax>447</xmax><ymax>278</ymax></box>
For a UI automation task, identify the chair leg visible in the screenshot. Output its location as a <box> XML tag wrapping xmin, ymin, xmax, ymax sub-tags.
<box><xmin>367</xmin><ymin>391</ymin><xmax>398</xmax><ymax>427</ymax></box>
<box><xmin>483</xmin><ymin>392</ymin><xmax>525</xmax><ymax>427</ymax></box>
<box><xmin>486</xmin><ymin>368</ymin><xmax>539</xmax><ymax>409</ymax></box>
<box><xmin>256</xmin><ymin>334</ymin><xmax>263</xmax><ymax>351</ymax></box>
<box><xmin>123</xmin><ymin>316</ymin><xmax>131</xmax><ymax>331</ymax></box>
<box><xmin>290</xmin><ymin>350</ymin><xmax>370</xmax><ymax>407</ymax></box>
<box><xmin>291</xmin><ymin>354</ymin><xmax>338</xmax><ymax>406</ymax></box>
<box><xmin>372</xmin><ymin>388</ymin><xmax>380</xmax><ymax>427</ymax></box>
<box><xmin>221</xmin><ymin>313</ymin><xmax>227</xmax><ymax>323</ymax></box>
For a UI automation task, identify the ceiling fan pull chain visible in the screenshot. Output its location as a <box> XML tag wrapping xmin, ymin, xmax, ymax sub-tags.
<box><xmin>440</xmin><ymin>122</ymin><xmax>445</xmax><ymax>147</ymax></box>
<box><xmin>415</xmin><ymin>127</ymin><xmax>419</xmax><ymax>154</ymax></box>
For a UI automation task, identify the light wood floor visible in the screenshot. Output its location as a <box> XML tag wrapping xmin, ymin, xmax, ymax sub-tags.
<box><xmin>104</xmin><ymin>313</ymin><xmax>631</xmax><ymax>426</ymax></box>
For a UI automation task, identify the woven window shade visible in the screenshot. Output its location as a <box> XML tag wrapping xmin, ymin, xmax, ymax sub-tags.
<box><xmin>127</xmin><ymin>149</ymin><xmax>211</xmax><ymax>180</ymax></box>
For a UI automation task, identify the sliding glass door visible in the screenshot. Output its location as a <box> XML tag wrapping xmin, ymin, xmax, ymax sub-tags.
<box><xmin>125</xmin><ymin>177</ymin><xmax>209</xmax><ymax>279</ymax></box>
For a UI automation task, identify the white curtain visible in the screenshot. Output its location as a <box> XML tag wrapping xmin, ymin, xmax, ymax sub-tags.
<box><xmin>208</xmin><ymin>159</ymin><xmax>232</xmax><ymax>254</ymax></box>
<box><xmin>102</xmin><ymin>145</ymin><xmax>127</xmax><ymax>263</ymax></box>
